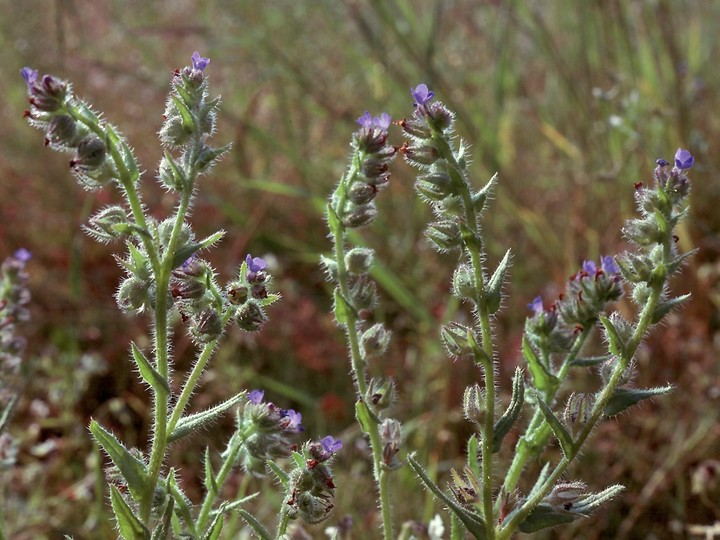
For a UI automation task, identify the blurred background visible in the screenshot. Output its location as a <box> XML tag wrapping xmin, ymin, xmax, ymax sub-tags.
<box><xmin>1</xmin><ymin>0</ymin><xmax>719</xmax><ymax>538</ymax></box>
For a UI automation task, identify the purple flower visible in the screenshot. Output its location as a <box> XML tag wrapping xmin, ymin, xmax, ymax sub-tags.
<box><xmin>674</xmin><ymin>148</ymin><xmax>694</xmax><ymax>170</ymax></box>
<box><xmin>600</xmin><ymin>255</ymin><xmax>618</xmax><ymax>276</ymax></box>
<box><xmin>245</xmin><ymin>254</ymin><xmax>267</xmax><ymax>274</ymax></box>
<box><xmin>373</xmin><ymin>112</ymin><xmax>391</xmax><ymax>131</ymax></box>
<box><xmin>528</xmin><ymin>296</ymin><xmax>544</xmax><ymax>315</ymax></box>
<box><xmin>581</xmin><ymin>260</ymin><xmax>597</xmax><ymax>275</ymax></box>
<box><xmin>21</xmin><ymin>67</ymin><xmax>38</xmax><ymax>90</ymax></box>
<box><xmin>248</xmin><ymin>389</ymin><xmax>265</xmax><ymax>404</ymax></box>
<box><xmin>320</xmin><ymin>435</ymin><xmax>343</xmax><ymax>456</ymax></box>
<box><xmin>356</xmin><ymin>111</ymin><xmax>392</xmax><ymax>133</ymax></box>
<box><xmin>13</xmin><ymin>248</ymin><xmax>32</xmax><ymax>264</ymax></box>
<box><xmin>411</xmin><ymin>84</ymin><xmax>435</xmax><ymax>107</ymax></box>
<box><xmin>280</xmin><ymin>409</ymin><xmax>303</xmax><ymax>432</ymax></box>
<box><xmin>191</xmin><ymin>51</ymin><xmax>210</xmax><ymax>72</ymax></box>
<box><xmin>655</xmin><ymin>158</ymin><xmax>669</xmax><ymax>167</ymax></box>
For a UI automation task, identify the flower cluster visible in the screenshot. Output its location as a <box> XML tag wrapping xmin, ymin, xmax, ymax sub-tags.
<box><xmin>230</xmin><ymin>390</ymin><xmax>305</xmax><ymax>476</ymax></box>
<box><xmin>331</xmin><ymin>111</ymin><xmax>396</xmax><ymax>229</ymax></box>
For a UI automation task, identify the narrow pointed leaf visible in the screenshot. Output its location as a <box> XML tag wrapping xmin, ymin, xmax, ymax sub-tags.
<box><xmin>291</xmin><ymin>450</ymin><xmax>305</xmax><ymax>469</ymax></box>
<box><xmin>603</xmin><ymin>385</ymin><xmax>672</xmax><ymax>417</ymax></box>
<box><xmin>333</xmin><ymin>287</ymin><xmax>353</xmax><ymax>325</ymax></box>
<box><xmin>171</xmin><ymin>95</ymin><xmax>196</xmax><ymax>132</ymax></box>
<box><xmin>407</xmin><ymin>454</ymin><xmax>487</xmax><ymax>539</ymax></box>
<box><xmin>599</xmin><ymin>315</ymin><xmax>624</xmax><ymax>356</ymax></box>
<box><xmin>266</xmin><ymin>460</ymin><xmax>290</xmax><ymax>489</ymax></box>
<box><xmin>169</xmin><ymin>392</ymin><xmax>246</xmax><ymax>442</ymax></box>
<box><xmin>204</xmin><ymin>447</ymin><xmax>218</xmax><ymax>497</ymax></box>
<box><xmin>536</xmin><ymin>399</ymin><xmax>574</xmax><ymax>458</ymax></box>
<box><xmin>486</xmin><ymin>249</ymin><xmax>512</xmax><ymax>313</ymax></box>
<box><xmin>236</xmin><ymin>509</ymin><xmax>272</xmax><ymax>540</ymax></box>
<box><xmin>570</xmin><ymin>355</ymin><xmax>610</xmax><ymax>368</ymax></box>
<box><xmin>651</xmin><ymin>293</ymin><xmax>691</xmax><ymax>324</ymax></box>
<box><xmin>167</xmin><ymin>473</ymin><xmax>197</xmax><ymax>538</ymax></box>
<box><xmin>110</xmin><ymin>485</ymin><xmax>149</xmax><ymax>540</ymax></box>
<box><xmin>201</xmin><ymin>511</ymin><xmax>224</xmax><ymax>540</ymax></box>
<box><xmin>127</xmin><ymin>242</ymin><xmax>147</xmax><ymax>271</ymax></box>
<box><xmin>493</xmin><ymin>367</ymin><xmax>525</xmax><ymax>452</ymax></box>
<box><xmin>522</xmin><ymin>336</ymin><xmax>558</xmax><ymax>394</ymax></box>
<box><xmin>220</xmin><ymin>492</ymin><xmax>259</xmax><ymax>513</ymax></box>
<box><xmin>131</xmin><ymin>343</ymin><xmax>170</xmax><ymax>395</ymax></box>
<box><xmin>90</xmin><ymin>420</ymin><xmax>147</xmax><ymax>500</ymax></box>
<box><xmin>573</xmin><ymin>484</ymin><xmax>625</xmax><ymax>513</ymax></box>
<box><xmin>526</xmin><ymin>462</ymin><xmax>552</xmax><ymax>500</ymax></box>
<box><xmin>326</xmin><ymin>203</ymin><xmax>341</xmax><ymax>233</ymax></box>
<box><xmin>466</xmin><ymin>434</ymin><xmax>481</xmax><ymax>478</ymax></box>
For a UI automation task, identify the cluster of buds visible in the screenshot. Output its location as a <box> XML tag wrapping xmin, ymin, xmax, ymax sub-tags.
<box><xmin>332</xmin><ymin>111</ymin><xmax>395</xmax><ymax>229</ymax></box>
<box><xmin>284</xmin><ymin>436</ymin><xmax>342</xmax><ymax>525</ymax></box>
<box><xmin>21</xmin><ymin>68</ymin><xmax>119</xmax><ymax>190</ymax></box>
<box><xmin>0</xmin><ymin>249</ymin><xmax>32</xmax><ymax>468</ymax></box>
<box><xmin>157</xmin><ymin>52</ymin><xmax>230</xmax><ymax>192</ymax></box>
<box><xmin>230</xmin><ymin>390</ymin><xmax>304</xmax><ymax>476</ymax></box>
<box><xmin>225</xmin><ymin>255</ymin><xmax>279</xmax><ymax>332</ymax></box>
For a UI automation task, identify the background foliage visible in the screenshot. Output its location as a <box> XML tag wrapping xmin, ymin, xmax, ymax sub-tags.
<box><xmin>1</xmin><ymin>1</ymin><xmax>718</xmax><ymax>538</ymax></box>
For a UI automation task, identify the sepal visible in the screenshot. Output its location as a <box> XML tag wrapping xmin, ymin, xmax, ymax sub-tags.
<box><xmin>492</xmin><ymin>367</ymin><xmax>524</xmax><ymax>453</ymax></box>
<box><xmin>603</xmin><ymin>385</ymin><xmax>672</xmax><ymax>417</ymax></box>
<box><xmin>110</xmin><ymin>485</ymin><xmax>150</xmax><ymax>540</ymax></box>
<box><xmin>485</xmin><ymin>249</ymin><xmax>512</xmax><ymax>313</ymax></box>
<box><xmin>169</xmin><ymin>392</ymin><xmax>247</xmax><ymax>442</ymax></box>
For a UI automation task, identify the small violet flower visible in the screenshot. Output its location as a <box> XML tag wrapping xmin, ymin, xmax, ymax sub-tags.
<box><xmin>528</xmin><ymin>296</ymin><xmax>544</xmax><ymax>315</ymax></box>
<box><xmin>674</xmin><ymin>148</ymin><xmax>694</xmax><ymax>170</ymax></box>
<box><xmin>356</xmin><ymin>111</ymin><xmax>392</xmax><ymax>133</ymax></box>
<box><xmin>582</xmin><ymin>260</ymin><xmax>597</xmax><ymax>275</ymax></box>
<box><xmin>320</xmin><ymin>435</ymin><xmax>343</xmax><ymax>458</ymax></box>
<box><xmin>247</xmin><ymin>389</ymin><xmax>265</xmax><ymax>404</ymax></box>
<box><xmin>600</xmin><ymin>255</ymin><xmax>619</xmax><ymax>276</ymax></box>
<box><xmin>191</xmin><ymin>51</ymin><xmax>210</xmax><ymax>72</ymax></box>
<box><xmin>21</xmin><ymin>67</ymin><xmax>38</xmax><ymax>90</ymax></box>
<box><xmin>411</xmin><ymin>83</ymin><xmax>435</xmax><ymax>107</ymax></box>
<box><xmin>13</xmin><ymin>248</ymin><xmax>32</xmax><ymax>264</ymax></box>
<box><xmin>280</xmin><ymin>409</ymin><xmax>303</xmax><ymax>432</ymax></box>
<box><xmin>246</xmin><ymin>254</ymin><xmax>267</xmax><ymax>274</ymax></box>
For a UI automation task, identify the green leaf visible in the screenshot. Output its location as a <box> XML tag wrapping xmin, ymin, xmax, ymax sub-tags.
<box><xmin>326</xmin><ymin>203</ymin><xmax>341</xmax><ymax>234</ymax></box>
<box><xmin>518</xmin><ymin>504</ymin><xmax>577</xmax><ymax>533</ymax></box>
<box><xmin>171</xmin><ymin>95</ymin><xmax>196</xmax><ymax>132</ymax></box>
<box><xmin>291</xmin><ymin>451</ymin><xmax>305</xmax><ymax>469</ymax></box>
<box><xmin>493</xmin><ymin>367</ymin><xmax>525</xmax><ymax>453</ymax></box>
<box><xmin>258</xmin><ymin>292</ymin><xmax>282</xmax><ymax>307</ymax></box>
<box><xmin>218</xmin><ymin>492</ymin><xmax>259</xmax><ymax>514</ymax></box>
<box><xmin>485</xmin><ymin>249</ymin><xmax>512</xmax><ymax>314</ymax></box>
<box><xmin>572</xmin><ymin>484</ymin><xmax>625</xmax><ymax>513</ymax></box>
<box><xmin>333</xmin><ymin>287</ymin><xmax>354</xmax><ymax>325</ymax></box>
<box><xmin>599</xmin><ymin>315</ymin><xmax>624</xmax><ymax>356</ymax></box>
<box><xmin>355</xmin><ymin>400</ymin><xmax>380</xmax><ymax>433</ymax></box>
<box><xmin>169</xmin><ymin>392</ymin><xmax>246</xmax><ymax>442</ymax></box>
<box><xmin>266</xmin><ymin>460</ymin><xmax>290</xmax><ymax>489</ymax></box>
<box><xmin>90</xmin><ymin>420</ymin><xmax>147</xmax><ymax>501</ymax></box>
<box><xmin>131</xmin><ymin>343</ymin><xmax>170</xmax><ymax>395</ymax></box>
<box><xmin>536</xmin><ymin>399</ymin><xmax>574</xmax><ymax>458</ymax></box>
<box><xmin>236</xmin><ymin>509</ymin><xmax>272</xmax><ymax>540</ymax></box>
<box><xmin>603</xmin><ymin>385</ymin><xmax>672</xmax><ymax>417</ymax></box>
<box><xmin>407</xmin><ymin>454</ymin><xmax>487</xmax><ymax>539</ymax></box>
<box><xmin>522</xmin><ymin>336</ymin><xmax>558</xmax><ymax>394</ymax></box>
<box><xmin>651</xmin><ymin>293</ymin><xmax>691</xmax><ymax>324</ymax></box>
<box><xmin>110</xmin><ymin>485</ymin><xmax>149</xmax><ymax>540</ymax></box>
<box><xmin>200</xmin><ymin>511</ymin><xmax>224</xmax><ymax>540</ymax></box>
<box><xmin>466</xmin><ymin>434</ymin><xmax>481</xmax><ymax>478</ymax></box>
<box><xmin>203</xmin><ymin>447</ymin><xmax>218</xmax><ymax>497</ymax></box>
<box><xmin>167</xmin><ymin>473</ymin><xmax>197</xmax><ymax>537</ymax></box>
<box><xmin>127</xmin><ymin>242</ymin><xmax>148</xmax><ymax>273</ymax></box>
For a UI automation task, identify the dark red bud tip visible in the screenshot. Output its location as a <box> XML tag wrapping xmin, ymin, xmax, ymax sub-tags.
<box><xmin>23</xmin><ymin>110</ymin><xmax>31</xmax><ymax>118</ymax></box>
<box><xmin>573</xmin><ymin>325</ymin><xmax>584</xmax><ymax>335</ymax></box>
<box><xmin>634</xmin><ymin>182</ymin><xmax>643</xmax><ymax>190</ymax></box>
<box><xmin>44</xmin><ymin>138</ymin><xmax>50</xmax><ymax>147</ymax></box>
<box><xmin>69</xmin><ymin>159</ymin><xmax>77</xmax><ymax>168</ymax></box>
<box><xmin>395</xmin><ymin>118</ymin><xmax>407</xmax><ymax>127</ymax></box>
<box><xmin>398</xmin><ymin>141</ymin><xmax>409</xmax><ymax>155</ymax></box>
<box><xmin>325</xmin><ymin>477</ymin><xmax>336</xmax><ymax>489</ymax></box>
<box><xmin>673</xmin><ymin>234</ymin><xmax>680</xmax><ymax>243</ymax></box>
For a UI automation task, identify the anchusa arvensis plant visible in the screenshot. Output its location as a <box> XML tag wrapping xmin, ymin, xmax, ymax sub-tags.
<box><xmin>22</xmin><ymin>54</ymin><xmax>341</xmax><ymax>539</ymax></box>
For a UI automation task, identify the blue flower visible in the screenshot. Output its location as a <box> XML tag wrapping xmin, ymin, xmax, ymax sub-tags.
<box><xmin>13</xmin><ymin>248</ymin><xmax>32</xmax><ymax>263</ymax></box>
<box><xmin>245</xmin><ymin>254</ymin><xmax>267</xmax><ymax>274</ymax></box>
<box><xmin>356</xmin><ymin>111</ymin><xmax>374</xmax><ymax>130</ymax></box>
<box><xmin>411</xmin><ymin>84</ymin><xmax>435</xmax><ymax>107</ymax></box>
<box><xmin>356</xmin><ymin>111</ymin><xmax>392</xmax><ymax>133</ymax></box>
<box><xmin>280</xmin><ymin>409</ymin><xmax>303</xmax><ymax>432</ymax></box>
<box><xmin>247</xmin><ymin>389</ymin><xmax>265</xmax><ymax>404</ymax></box>
<box><xmin>674</xmin><ymin>148</ymin><xmax>694</xmax><ymax>170</ymax></box>
<box><xmin>528</xmin><ymin>296</ymin><xmax>544</xmax><ymax>315</ymax></box>
<box><xmin>582</xmin><ymin>260</ymin><xmax>597</xmax><ymax>275</ymax></box>
<box><xmin>320</xmin><ymin>435</ymin><xmax>343</xmax><ymax>457</ymax></box>
<box><xmin>20</xmin><ymin>67</ymin><xmax>38</xmax><ymax>90</ymax></box>
<box><xmin>600</xmin><ymin>255</ymin><xmax>619</xmax><ymax>276</ymax></box>
<box><xmin>191</xmin><ymin>52</ymin><xmax>210</xmax><ymax>72</ymax></box>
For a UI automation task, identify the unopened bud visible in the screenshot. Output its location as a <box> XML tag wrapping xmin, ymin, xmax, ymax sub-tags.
<box><xmin>46</xmin><ymin>115</ymin><xmax>79</xmax><ymax>148</ymax></box>
<box><xmin>116</xmin><ymin>277</ymin><xmax>150</xmax><ymax>312</ymax></box>
<box><xmin>462</xmin><ymin>383</ymin><xmax>485</xmax><ymax>423</ymax></box>
<box><xmin>347</xmin><ymin>182</ymin><xmax>377</xmax><ymax>205</ymax></box>
<box><xmin>545</xmin><ymin>481</ymin><xmax>586</xmax><ymax>510</ymax></box>
<box><xmin>342</xmin><ymin>204</ymin><xmax>378</xmax><ymax>228</ymax></box>
<box><xmin>235</xmin><ymin>301</ymin><xmax>267</xmax><ymax>332</ymax></box>
<box><xmin>87</xmin><ymin>205</ymin><xmax>130</xmax><ymax>242</ymax></box>
<box><xmin>403</xmin><ymin>144</ymin><xmax>439</xmax><ymax>166</ymax></box>
<box><xmin>425</xmin><ymin>220</ymin><xmax>462</xmax><ymax>251</ymax></box>
<box><xmin>73</xmin><ymin>137</ymin><xmax>107</xmax><ymax>171</ymax></box>
<box><xmin>440</xmin><ymin>322</ymin><xmax>474</xmax><ymax>359</ymax></box>
<box><xmin>366</xmin><ymin>377</ymin><xmax>397</xmax><ymax>412</ymax></box>
<box><xmin>360</xmin><ymin>323</ymin><xmax>391</xmax><ymax>357</ymax></box>
<box><xmin>563</xmin><ymin>393</ymin><xmax>594</xmax><ymax>432</ymax></box>
<box><xmin>191</xmin><ymin>308</ymin><xmax>223</xmax><ymax>343</ymax></box>
<box><xmin>379</xmin><ymin>418</ymin><xmax>402</xmax><ymax>467</ymax></box>
<box><xmin>452</xmin><ymin>264</ymin><xmax>476</xmax><ymax>300</ymax></box>
<box><xmin>345</xmin><ymin>247</ymin><xmax>374</xmax><ymax>275</ymax></box>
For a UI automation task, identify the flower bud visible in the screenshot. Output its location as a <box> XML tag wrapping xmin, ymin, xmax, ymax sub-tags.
<box><xmin>366</xmin><ymin>377</ymin><xmax>397</xmax><ymax>413</ymax></box>
<box><xmin>441</xmin><ymin>322</ymin><xmax>474</xmax><ymax>359</ymax></box>
<box><xmin>45</xmin><ymin>115</ymin><xmax>79</xmax><ymax>148</ymax></box>
<box><xmin>425</xmin><ymin>220</ymin><xmax>462</xmax><ymax>251</ymax></box>
<box><xmin>452</xmin><ymin>264</ymin><xmax>476</xmax><ymax>300</ymax></box>
<box><xmin>348</xmin><ymin>275</ymin><xmax>377</xmax><ymax>311</ymax></box>
<box><xmin>403</xmin><ymin>143</ymin><xmax>440</xmax><ymax>166</ymax></box>
<box><xmin>449</xmin><ymin>467</ymin><xmax>481</xmax><ymax>505</ymax></box>
<box><xmin>427</xmin><ymin>102</ymin><xmax>455</xmax><ymax>132</ymax></box>
<box><xmin>29</xmin><ymin>74</ymin><xmax>67</xmax><ymax>112</ymax></box>
<box><xmin>347</xmin><ymin>182</ymin><xmax>377</xmax><ymax>205</ymax></box>
<box><xmin>87</xmin><ymin>205</ymin><xmax>130</xmax><ymax>242</ymax></box>
<box><xmin>545</xmin><ymin>481</ymin><xmax>587</xmax><ymax>510</ymax></box>
<box><xmin>190</xmin><ymin>308</ymin><xmax>223</xmax><ymax>343</ymax></box>
<box><xmin>563</xmin><ymin>393</ymin><xmax>594</xmax><ymax>433</ymax></box>
<box><xmin>116</xmin><ymin>276</ymin><xmax>150</xmax><ymax>312</ymax></box>
<box><xmin>345</xmin><ymin>247</ymin><xmax>374</xmax><ymax>275</ymax></box>
<box><xmin>360</xmin><ymin>323</ymin><xmax>391</xmax><ymax>357</ymax></box>
<box><xmin>158</xmin><ymin>155</ymin><xmax>187</xmax><ymax>191</ymax></box>
<box><xmin>399</xmin><ymin>116</ymin><xmax>432</xmax><ymax>139</ymax></box>
<box><xmin>73</xmin><ymin>137</ymin><xmax>107</xmax><ymax>171</ymax></box>
<box><xmin>379</xmin><ymin>418</ymin><xmax>402</xmax><ymax>468</ymax></box>
<box><xmin>462</xmin><ymin>383</ymin><xmax>485</xmax><ymax>423</ymax></box>
<box><xmin>235</xmin><ymin>300</ymin><xmax>267</xmax><ymax>332</ymax></box>
<box><xmin>342</xmin><ymin>204</ymin><xmax>377</xmax><ymax>228</ymax></box>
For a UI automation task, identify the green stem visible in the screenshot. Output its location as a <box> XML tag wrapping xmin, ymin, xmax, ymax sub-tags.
<box><xmin>497</xmin><ymin>282</ymin><xmax>664</xmax><ymax>539</ymax></box>
<box><xmin>502</xmin><ymin>328</ymin><xmax>592</xmax><ymax>495</ymax></box>
<box><xmin>196</xmin><ymin>434</ymin><xmax>244</xmax><ymax>532</ymax></box>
